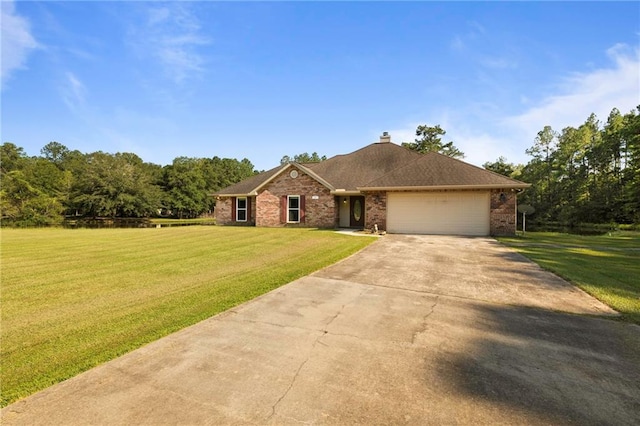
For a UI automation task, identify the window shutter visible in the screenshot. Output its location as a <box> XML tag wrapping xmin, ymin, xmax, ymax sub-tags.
<box><xmin>280</xmin><ymin>196</ymin><xmax>287</xmax><ymax>223</ymax></box>
<box><xmin>300</xmin><ymin>195</ymin><xmax>306</xmax><ymax>223</ymax></box>
<box><xmin>231</xmin><ymin>197</ymin><xmax>237</xmax><ymax>222</ymax></box>
<box><xmin>247</xmin><ymin>197</ymin><xmax>252</xmax><ymax>224</ymax></box>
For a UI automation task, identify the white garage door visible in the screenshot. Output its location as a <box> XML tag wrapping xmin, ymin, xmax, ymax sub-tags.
<box><xmin>387</xmin><ymin>192</ymin><xmax>490</xmax><ymax>236</ymax></box>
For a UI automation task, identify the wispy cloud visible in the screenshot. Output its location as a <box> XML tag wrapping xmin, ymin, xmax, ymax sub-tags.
<box><xmin>129</xmin><ymin>3</ymin><xmax>211</xmax><ymax>85</ymax></box>
<box><xmin>1</xmin><ymin>0</ymin><xmax>40</xmax><ymax>90</ymax></box>
<box><xmin>450</xmin><ymin>20</ymin><xmax>519</xmax><ymax>72</ymax></box>
<box><xmin>61</xmin><ymin>71</ymin><xmax>87</xmax><ymax>113</ymax></box>
<box><xmin>463</xmin><ymin>44</ymin><xmax>639</xmax><ymax>165</ymax></box>
<box><xmin>391</xmin><ymin>44</ymin><xmax>639</xmax><ymax>168</ymax></box>
<box><xmin>479</xmin><ymin>56</ymin><xmax>518</xmax><ymax>70</ymax></box>
<box><xmin>450</xmin><ymin>35</ymin><xmax>465</xmax><ymax>51</ymax></box>
<box><xmin>449</xmin><ymin>21</ymin><xmax>485</xmax><ymax>52</ymax></box>
<box><xmin>504</xmin><ymin>44</ymin><xmax>640</xmax><ymax>141</ymax></box>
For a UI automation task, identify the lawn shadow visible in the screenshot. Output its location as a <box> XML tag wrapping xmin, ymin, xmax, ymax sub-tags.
<box><xmin>435</xmin><ymin>302</ymin><xmax>640</xmax><ymax>425</ymax></box>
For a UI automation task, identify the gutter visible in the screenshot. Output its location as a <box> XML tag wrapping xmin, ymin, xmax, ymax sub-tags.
<box><xmin>357</xmin><ymin>183</ymin><xmax>531</xmax><ymax>191</ymax></box>
<box><xmin>331</xmin><ymin>189</ymin><xmax>362</xmax><ymax>196</ymax></box>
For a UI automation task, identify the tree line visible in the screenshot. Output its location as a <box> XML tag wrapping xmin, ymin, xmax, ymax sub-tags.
<box><xmin>483</xmin><ymin>107</ymin><xmax>640</xmax><ymax>227</ymax></box>
<box><xmin>2</xmin><ymin>107</ymin><xmax>638</xmax><ymax>228</ymax></box>
<box><xmin>0</xmin><ymin>142</ymin><xmax>257</xmax><ymax>226</ymax></box>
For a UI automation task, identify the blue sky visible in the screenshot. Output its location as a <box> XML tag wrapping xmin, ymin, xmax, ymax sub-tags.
<box><xmin>2</xmin><ymin>1</ymin><xmax>639</xmax><ymax>171</ymax></box>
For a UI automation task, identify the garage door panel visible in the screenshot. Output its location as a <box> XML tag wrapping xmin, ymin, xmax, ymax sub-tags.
<box><xmin>388</xmin><ymin>192</ymin><xmax>490</xmax><ymax>236</ymax></box>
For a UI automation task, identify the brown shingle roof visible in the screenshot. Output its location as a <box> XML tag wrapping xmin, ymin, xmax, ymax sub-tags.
<box><xmin>214</xmin><ymin>142</ymin><xmax>529</xmax><ymax>196</ymax></box>
<box><xmin>214</xmin><ymin>164</ymin><xmax>286</xmax><ymax>196</ymax></box>
<box><xmin>359</xmin><ymin>151</ymin><xmax>529</xmax><ymax>189</ymax></box>
<box><xmin>304</xmin><ymin>142</ymin><xmax>423</xmax><ymax>191</ymax></box>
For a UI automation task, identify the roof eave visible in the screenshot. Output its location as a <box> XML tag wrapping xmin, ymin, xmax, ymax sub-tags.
<box><xmin>330</xmin><ymin>190</ymin><xmax>362</xmax><ymax>196</ymax></box>
<box><xmin>357</xmin><ymin>183</ymin><xmax>531</xmax><ymax>191</ymax></box>
<box><xmin>213</xmin><ymin>192</ymin><xmax>257</xmax><ymax>198</ymax></box>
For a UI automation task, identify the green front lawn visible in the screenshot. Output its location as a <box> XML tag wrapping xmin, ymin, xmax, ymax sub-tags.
<box><xmin>498</xmin><ymin>232</ymin><xmax>640</xmax><ymax>324</ymax></box>
<box><xmin>1</xmin><ymin>227</ymin><xmax>375</xmax><ymax>406</ymax></box>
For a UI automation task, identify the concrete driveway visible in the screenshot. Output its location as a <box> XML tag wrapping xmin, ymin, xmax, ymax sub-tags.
<box><xmin>3</xmin><ymin>235</ymin><xmax>639</xmax><ymax>425</ymax></box>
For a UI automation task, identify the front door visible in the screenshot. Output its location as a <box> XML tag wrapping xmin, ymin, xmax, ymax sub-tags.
<box><xmin>350</xmin><ymin>196</ymin><xmax>365</xmax><ymax>228</ymax></box>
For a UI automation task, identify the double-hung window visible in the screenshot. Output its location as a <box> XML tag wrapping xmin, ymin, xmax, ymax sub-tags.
<box><xmin>287</xmin><ymin>195</ymin><xmax>300</xmax><ymax>223</ymax></box>
<box><xmin>236</xmin><ymin>197</ymin><xmax>247</xmax><ymax>222</ymax></box>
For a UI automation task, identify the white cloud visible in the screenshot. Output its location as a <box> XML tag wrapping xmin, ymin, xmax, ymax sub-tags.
<box><xmin>479</xmin><ymin>56</ymin><xmax>517</xmax><ymax>70</ymax></box>
<box><xmin>130</xmin><ymin>3</ymin><xmax>210</xmax><ymax>85</ymax></box>
<box><xmin>449</xmin><ymin>20</ymin><xmax>519</xmax><ymax>73</ymax></box>
<box><xmin>1</xmin><ymin>0</ymin><xmax>39</xmax><ymax>89</ymax></box>
<box><xmin>389</xmin><ymin>45</ymin><xmax>639</xmax><ymax>168</ymax></box>
<box><xmin>454</xmin><ymin>44</ymin><xmax>640</xmax><ymax>167</ymax></box>
<box><xmin>61</xmin><ymin>72</ymin><xmax>87</xmax><ymax>113</ymax></box>
<box><xmin>450</xmin><ymin>35</ymin><xmax>464</xmax><ymax>51</ymax></box>
<box><xmin>147</xmin><ymin>7</ymin><xmax>171</xmax><ymax>26</ymax></box>
<box><xmin>504</xmin><ymin>44</ymin><xmax>640</xmax><ymax>145</ymax></box>
<box><xmin>450</xmin><ymin>129</ymin><xmax>520</xmax><ymax>167</ymax></box>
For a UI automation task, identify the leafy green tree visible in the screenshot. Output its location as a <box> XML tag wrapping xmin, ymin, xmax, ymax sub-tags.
<box><xmin>206</xmin><ymin>157</ymin><xmax>257</xmax><ymax>190</ymax></box>
<box><xmin>0</xmin><ymin>170</ymin><xmax>64</xmax><ymax>226</ymax></box>
<box><xmin>483</xmin><ymin>156</ymin><xmax>516</xmax><ymax>177</ymax></box>
<box><xmin>522</xmin><ymin>125</ymin><xmax>559</xmax><ymax>220</ymax></box>
<box><xmin>162</xmin><ymin>156</ymin><xmax>256</xmax><ymax>218</ymax></box>
<box><xmin>1</xmin><ymin>141</ymin><xmax>259</xmax><ymax>225</ymax></box>
<box><xmin>1</xmin><ymin>143</ymin><xmax>70</xmax><ymax>225</ymax></box>
<box><xmin>621</xmin><ymin>106</ymin><xmax>640</xmax><ymax>222</ymax></box>
<box><xmin>40</xmin><ymin>141</ymin><xmax>70</xmax><ymax>167</ymax></box>
<box><xmin>162</xmin><ymin>157</ymin><xmax>209</xmax><ymax>219</ymax></box>
<box><xmin>402</xmin><ymin>125</ymin><xmax>464</xmax><ymax>158</ymax></box>
<box><xmin>280</xmin><ymin>152</ymin><xmax>327</xmax><ymax>164</ymax></box>
<box><xmin>520</xmin><ymin>107</ymin><xmax>640</xmax><ymax>227</ymax></box>
<box><xmin>70</xmin><ymin>152</ymin><xmax>161</xmax><ymax>218</ymax></box>
<box><xmin>0</xmin><ymin>143</ymin><xmax>27</xmax><ymax>173</ymax></box>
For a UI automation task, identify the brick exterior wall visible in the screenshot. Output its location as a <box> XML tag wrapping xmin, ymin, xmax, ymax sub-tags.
<box><xmin>214</xmin><ymin>196</ymin><xmax>255</xmax><ymax>226</ymax></box>
<box><xmin>363</xmin><ymin>189</ymin><xmax>518</xmax><ymax>236</ymax></box>
<box><xmin>490</xmin><ymin>189</ymin><xmax>517</xmax><ymax>236</ymax></box>
<box><xmin>216</xmin><ymin>174</ymin><xmax>518</xmax><ymax>235</ymax></box>
<box><xmin>363</xmin><ymin>191</ymin><xmax>387</xmax><ymax>231</ymax></box>
<box><xmin>214</xmin><ymin>197</ymin><xmax>232</xmax><ymax>225</ymax></box>
<box><xmin>255</xmin><ymin>169</ymin><xmax>336</xmax><ymax>228</ymax></box>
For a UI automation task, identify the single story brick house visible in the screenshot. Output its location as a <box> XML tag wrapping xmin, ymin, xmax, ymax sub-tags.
<box><xmin>213</xmin><ymin>133</ymin><xmax>530</xmax><ymax>236</ymax></box>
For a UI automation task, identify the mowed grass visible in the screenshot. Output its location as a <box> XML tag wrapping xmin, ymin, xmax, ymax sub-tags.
<box><xmin>498</xmin><ymin>232</ymin><xmax>640</xmax><ymax>324</ymax></box>
<box><xmin>1</xmin><ymin>226</ymin><xmax>375</xmax><ymax>406</ymax></box>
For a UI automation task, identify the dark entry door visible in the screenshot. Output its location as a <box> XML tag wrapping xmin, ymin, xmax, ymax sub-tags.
<box><xmin>350</xmin><ymin>196</ymin><xmax>365</xmax><ymax>227</ymax></box>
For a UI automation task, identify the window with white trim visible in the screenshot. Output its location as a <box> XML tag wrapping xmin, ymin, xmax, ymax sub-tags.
<box><xmin>288</xmin><ymin>195</ymin><xmax>300</xmax><ymax>223</ymax></box>
<box><xmin>236</xmin><ymin>197</ymin><xmax>247</xmax><ymax>222</ymax></box>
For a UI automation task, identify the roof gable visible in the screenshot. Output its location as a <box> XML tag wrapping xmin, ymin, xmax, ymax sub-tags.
<box><xmin>213</xmin><ymin>162</ymin><xmax>334</xmax><ymax>196</ymax></box>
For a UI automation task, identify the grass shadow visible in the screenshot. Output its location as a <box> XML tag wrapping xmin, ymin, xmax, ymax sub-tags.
<box><xmin>435</xmin><ymin>302</ymin><xmax>640</xmax><ymax>425</ymax></box>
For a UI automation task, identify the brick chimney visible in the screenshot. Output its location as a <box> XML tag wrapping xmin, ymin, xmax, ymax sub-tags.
<box><xmin>379</xmin><ymin>131</ymin><xmax>391</xmax><ymax>143</ymax></box>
